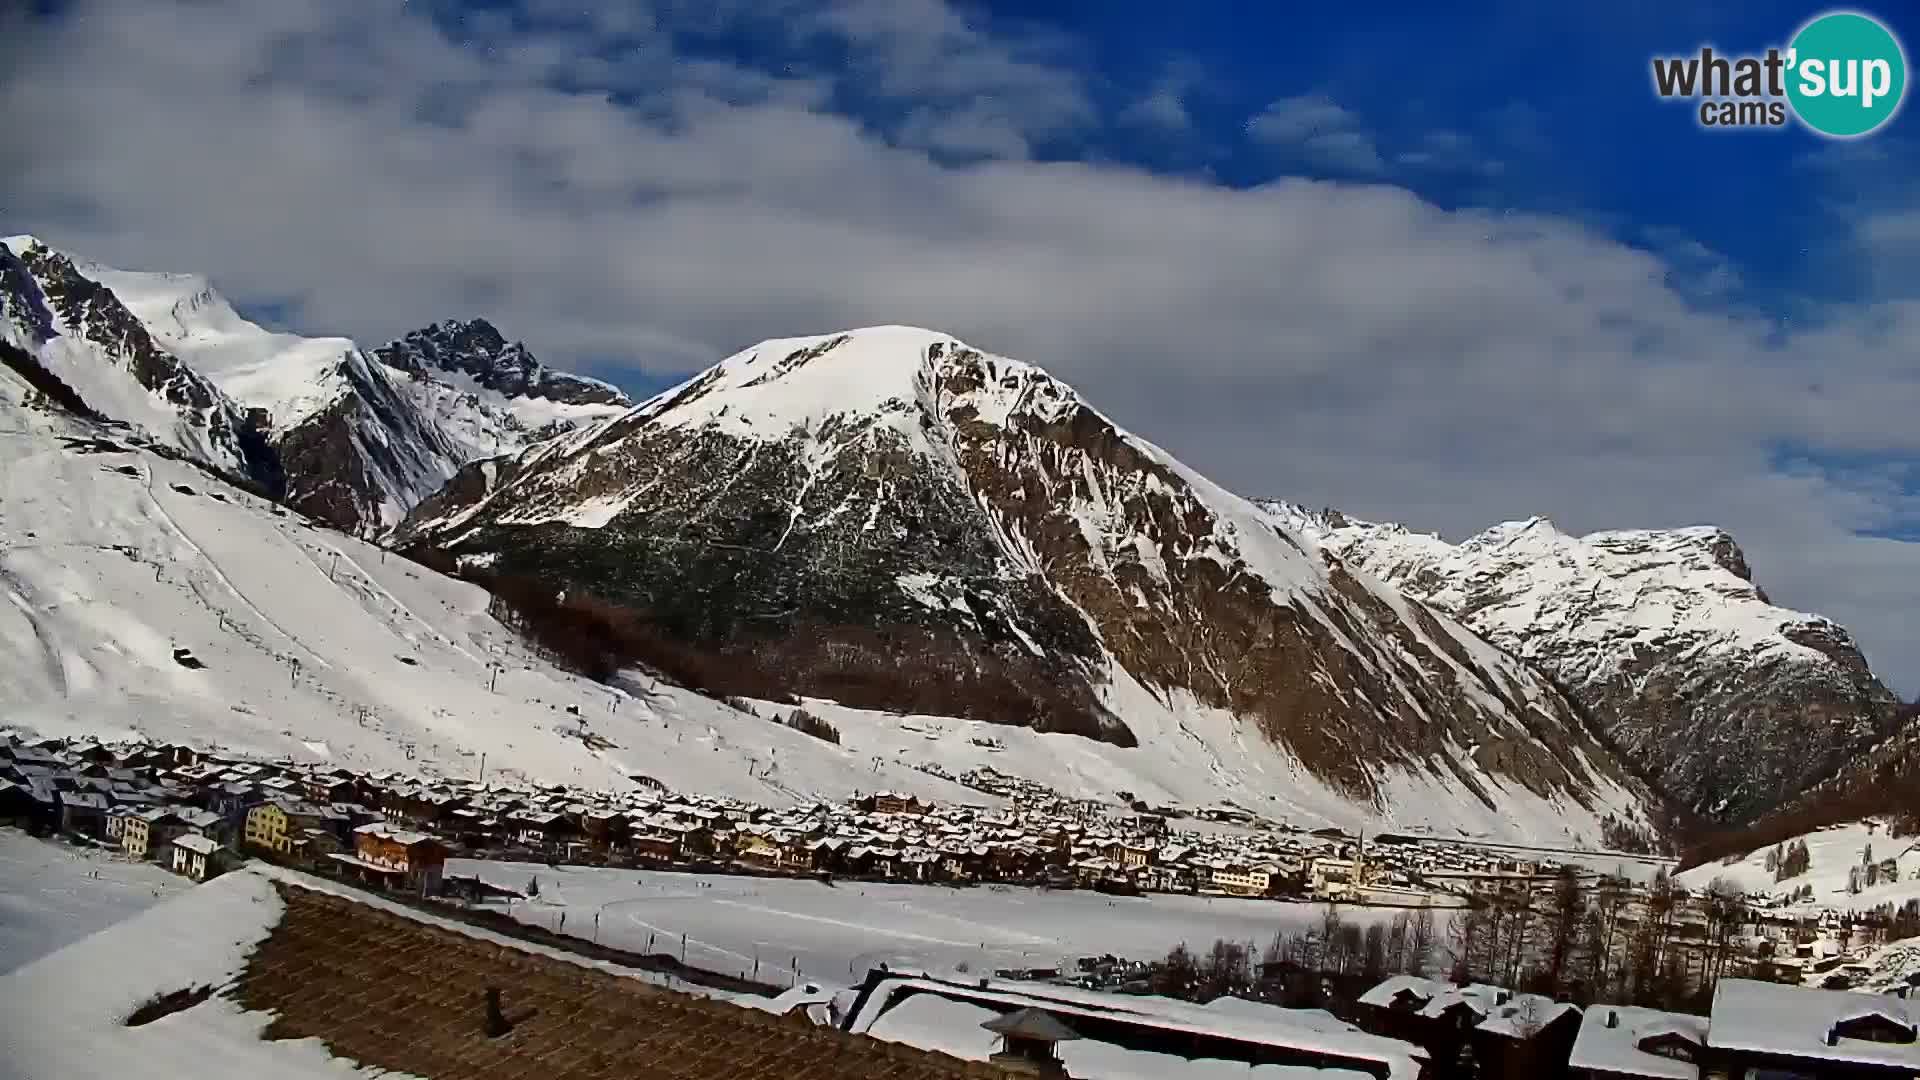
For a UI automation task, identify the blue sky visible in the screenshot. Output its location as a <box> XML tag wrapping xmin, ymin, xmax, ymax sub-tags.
<box><xmin>3</xmin><ymin>0</ymin><xmax>1917</xmax><ymax>689</ymax></box>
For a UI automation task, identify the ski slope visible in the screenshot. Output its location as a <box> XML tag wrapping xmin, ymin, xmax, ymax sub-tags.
<box><xmin>0</xmin><ymin>378</ymin><xmax>980</xmax><ymax>803</ymax></box>
<box><xmin>1677</xmin><ymin>820</ymin><xmax>1920</xmax><ymax>911</ymax></box>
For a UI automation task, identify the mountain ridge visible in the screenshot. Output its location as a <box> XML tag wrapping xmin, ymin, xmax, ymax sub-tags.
<box><xmin>0</xmin><ymin>237</ymin><xmax>631</xmax><ymax>535</ymax></box>
<box><xmin>1263</xmin><ymin>502</ymin><xmax>1902</xmax><ymax>825</ymax></box>
<box><xmin>400</xmin><ymin>325</ymin><xmax>1661</xmax><ymax>842</ymax></box>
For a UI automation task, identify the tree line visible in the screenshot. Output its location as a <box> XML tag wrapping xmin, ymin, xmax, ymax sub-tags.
<box><xmin>1151</xmin><ymin>868</ymin><xmax>1778</xmax><ymax>1015</ymax></box>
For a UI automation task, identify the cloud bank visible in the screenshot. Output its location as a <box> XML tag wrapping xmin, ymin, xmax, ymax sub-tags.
<box><xmin>4</xmin><ymin>0</ymin><xmax>1917</xmax><ymax>691</ymax></box>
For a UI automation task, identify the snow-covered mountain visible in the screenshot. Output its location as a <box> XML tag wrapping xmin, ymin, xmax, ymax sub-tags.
<box><xmin>0</xmin><ymin>237</ymin><xmax>631</xmax><ymax>534</ymax></box>
<box><xmin>399</xmin><ymin>326</ymin><xmax>1660</xmax><ymax>841</ymax></box>
<box><xmin>0</xmin><ymin>239</ymin><xmax>282</xmax><ymax>493</ymax></box>
<box><xmin>1263</xmin><ymin>505</ymin><xmax>1903</xmax><ymax>825</ymax></box>
<box><xmin>0</xmin><ymin>350</ymin><xmax>1640</xmax><ymax>841</ymax></box>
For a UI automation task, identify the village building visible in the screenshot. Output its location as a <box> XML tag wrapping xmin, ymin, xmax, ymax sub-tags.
<box><xmin>1470</xmin><ymin>993</ymin><xmax>1582</xmax><ymax>1080</ymax></box>
<box><xmin>859</xmin><ymin>791</ymin><xmax>928</xmax><ymax>816</ymax></box>
<box><xmin>122</xmin><ymin>807</ymin><xmax>185</xmax><ymax>861</ymax></box>
<box><xmin>1705</xmin><ymin>978</ymin><xmax>1920</xmax><ymax>1078</ymax></box>
<box><xmin>1207</xmin><ymin>862</ymin><xmax>1279</xmax><ymax>897</ymax></box>
<box><xmin>244</xmin><ymin>797</ymin><xmax>340</xmax><ymax>857</ymax></box>
<box><xmin>331</xmin><ymin>822</ymin><xmax>449</xmax><ymax>893</ymax></box>
<box><xmin>1567</xmin><ymin>1005</ymin><xmax>1707</xmax><ymax>1080</ymax></box>
<box><xmin>170</xmin><ymin>832</ymin><xmax>223</xmax><ymax>881</ymax></box>
<box><xmin>57</xmin><ymin>790</ymin><xmax>110</xmax><ymax>838</ymax></box>
<box><xmin>845</xmin><ymin>970</ymin><xmax>1426</xmax><ymax>1079</ymax></box>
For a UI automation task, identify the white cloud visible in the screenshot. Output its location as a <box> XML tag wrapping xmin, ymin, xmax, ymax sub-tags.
<box><xmin>5</xmin><ymin>0</ymin><xmax>1919</xmax><ymax>693</ymax></box>
<box><xmin>1121</xmin><ymin>87</ymin><xmax>1191</xmax><ymax>132</ymax></box>
<box><xmin>1395</xmin><ymin>130</ymin><xmax>1502</xmax><ymax>176</ymax></box>
<box><xmin>1247</xmin><ymin>93</ymin><xmax>1384</xmax><ymax>175</ymax></box>
<box><xmin>1247</xmin><ymin>94</ymin><xmax>1362</xmax><ymax>144</ymax></box>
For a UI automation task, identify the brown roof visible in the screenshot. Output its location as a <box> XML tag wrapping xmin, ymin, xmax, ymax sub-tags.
<box><xmin>233</xmin><ymin>883</ymin><xmax>1013</xmax><ymax>1080</ymax></box>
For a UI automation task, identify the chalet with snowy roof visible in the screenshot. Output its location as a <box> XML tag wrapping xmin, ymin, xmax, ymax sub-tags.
<box><xmin>331</xmin><ymin>822</ymin><xmax>448</xmax><ymax>893</ymax></box>
<box><xmin>1567</xmin><ymin>1005</ymin><xmax>1706</xmax><ymax>1080</ymax></box>
<box><xmin>858</xmin><ymin>791</ymin><xmax>928</xmax><ymax>816</ymax></box>
<box><xmin>1706</xmin><ymin>978</ymin><xmax>1920</xmax><ymax>1077</ymax></box>
<box><xmin>170</xmin><ymin>832</ymin><xmax>224</xmax><ymax>882</ymax></box>
<box><xmin>1470</xmin><ymin>993</ymin><xmax>1581</xmax><ymax>1080</ymax></box>
<box><xmin>1356</xmin><ymin>975</ymin><xmax>1521</xmax><ymax>1075</ymax></box>
<box><xmin>58</xmin><ymin>790</ymin><xmax>110</xmax><ymax>837</ymax></box>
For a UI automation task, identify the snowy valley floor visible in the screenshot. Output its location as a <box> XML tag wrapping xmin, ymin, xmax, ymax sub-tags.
<box><xmin>451</xmin><ymin>858</ymin><xmax>1417</xmax><ymax>987</ymax></box>
<box><xmin>0</xmin><ymin>830</ymin><xmax>185</xmax><ymax>973</ymax></box>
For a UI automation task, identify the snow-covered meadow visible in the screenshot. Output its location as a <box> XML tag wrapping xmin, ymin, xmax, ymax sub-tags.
<box><xmin>0</xmin><ymin>831</ymin><xmax>186</xmax><ymax>973</ymax></box>
<box><xmin>452</xmin><ymin>859</ymin><xmax>1418</xmax><ymax>987</ymax></box>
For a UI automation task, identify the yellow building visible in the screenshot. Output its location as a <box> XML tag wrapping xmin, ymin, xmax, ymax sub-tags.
<box><xmin>245</xmin><ymin>802</ymin><xmax>295</xmax><ymax>854</ymax></box>
<box><xmin>121</xmin><ymin>809</ymin><xmax>183</xmax><ymax>862</ymax></box>
<box><xmin>1209</xmin><ymin>863</ymin><xmax>1275</xmax><ymax>896</ymax></box>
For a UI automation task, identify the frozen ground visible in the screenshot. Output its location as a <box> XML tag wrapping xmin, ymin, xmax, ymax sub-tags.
<box><xmin>0</xmin><ymin>830</ymin><xmax>186</xmax><ymax>973</ymax></box>
<box><xmin>452</xmin><ymin>859</ymin><xmax>1423</xmax><ymax>987</ymax></box>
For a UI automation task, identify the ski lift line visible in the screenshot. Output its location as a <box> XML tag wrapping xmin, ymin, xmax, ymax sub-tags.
<box><xmin>140</xmin><ymin>464</ymin><xmax>329</xmax><ymax>668</ymax></box>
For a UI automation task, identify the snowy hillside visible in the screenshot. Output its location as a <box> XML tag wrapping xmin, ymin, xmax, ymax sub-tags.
<box><xmin>1266</xmin><ymin>504</ymin><xmax>1901</xmax><ymax>824</ymax></box>
<box><xmin>0</xmin><ymin>363</ymin><xmax>1647</xmax><ymax>841</ymax></box>
<box><xmin>0</xmin><ymin>236</ymin><xmax>631</xmax><ymax>535</ymax></box>
<box><xmin>1677</xmin><ymin>820</ymin><xmax>1920</xmax><ymax>909</ymax></box>
<box><xmin>401</xmin><ymin>326</ymin><xmax>1659</xmax><ymax>843</ymax></box>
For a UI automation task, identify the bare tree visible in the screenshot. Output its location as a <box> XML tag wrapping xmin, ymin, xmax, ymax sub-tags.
<box><xmin>1408</xmin><ymin>905</ymin><xmax>1436</xmax><ymax>978</ymax></box>
<box><xmin>1448</xmin><ymin>903</ymin><xmax>1487</xmax><ymax>983</ymax></box>
<box><xmin>1543</xmin><ymin>867</ymin><xmax>1586</xmax><ymax>996</ymax></box>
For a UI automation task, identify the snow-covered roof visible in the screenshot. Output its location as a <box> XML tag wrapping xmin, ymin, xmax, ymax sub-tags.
<box><xmin>1476</xmin><ymin>993</ymin><xmax>1579</xmax><ymax>1039</ymax></box>
<box><xmin>353</xmin><ymin>821</ymin><xmax>436</xmax><ymax>847</ymax></box>
<box><xmin>1357</xmin><ymin>974</ymin><xmax>1442</xmax><ymax>1010</ymax></box>
<box><xmin>1708</xmin><ymin>978</ymin><xmax>1920</xmax><ymax>1069</ymax></box>
<box><xmin>172</xmin><ymin>833</ymin><xmax>221</xmax><ymax>856</ymax></box>
<box><xmin>0</xmin><ymin>866</ymin><xmax>1002</xmax><ymax>1079</ymax></box>
<box><xmin>1567</xmin><ymin>1006</ymin><xmax>1706</xmax><ymax>1080</ymax></box>
<box><xmin>850</xmin><ymin>973</ymin><xmax>1424</xmax><ymax>1079</ymax></box>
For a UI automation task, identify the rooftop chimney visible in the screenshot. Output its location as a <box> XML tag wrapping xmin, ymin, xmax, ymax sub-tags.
<box><xmin>483</xmin><ymin>987</ymin><xmax>512</xmax><ymax>1038</ymax></box>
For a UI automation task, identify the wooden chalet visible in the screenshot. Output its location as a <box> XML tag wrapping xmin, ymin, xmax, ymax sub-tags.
<box><xmin>1567</xmin><ymin>1006</ymin><xmax>1707</xmax><ymax>1080</ymax></box>
<box><xmin>333</xmin><ymin>822</ymin><xmax>449</xmax><ymax>893</ymax></box>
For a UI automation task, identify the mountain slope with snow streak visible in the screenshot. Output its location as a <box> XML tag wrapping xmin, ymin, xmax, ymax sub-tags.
<box><xmin>401</xmin><ymin>326</ymin><xmax>1659</xmax><ymax>842</ymax></box>
<box><xmin>0</xmin><ymin>236</ymin><xmax>631</xmax><ymax>535</ymax></box>
<box><xmin>1265</xmin><ymin>504</ymin><xmax>1902</xmax><ymax>825</ymax></box>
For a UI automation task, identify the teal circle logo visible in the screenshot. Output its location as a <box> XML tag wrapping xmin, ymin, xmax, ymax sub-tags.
<box><xmin>1787</xmin><ymin>11</ymin><xmax>1907</xmax><ymax>137</ymax></box>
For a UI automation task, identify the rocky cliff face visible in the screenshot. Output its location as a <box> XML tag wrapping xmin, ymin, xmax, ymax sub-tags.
<box><xmin>401</xmin><ymin>327</ymin><xmax>1658</xmax><ymax>832</ymax></box>
<box><xmin>1265</xmin><ymin>505</ymin><xmax>1903</xmax><ymax>824</ymax></box>
<box><xmin>375</xmin><ymin>319</ymin><xmax>628</xmax><ymax>411</ymax></box>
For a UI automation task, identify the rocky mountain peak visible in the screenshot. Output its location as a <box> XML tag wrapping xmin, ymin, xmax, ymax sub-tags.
<box><xmin>399</xmin><ymin>327</ymin><xmax>1660</xmax><ymax>842</ymax></box>
<box><xmin>1283</xmin><ymin>505</ymin><xmax>1901</xmax><ymax>823</ymax></box>
<box><xmin>374</xmin><ymin>318</ymin><xmax>628</xmax><ymax>408</ymax></box>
